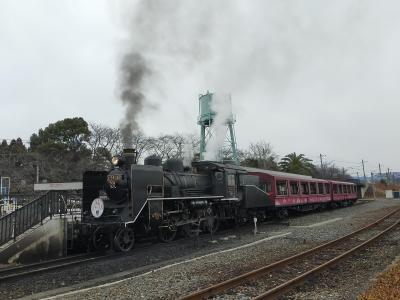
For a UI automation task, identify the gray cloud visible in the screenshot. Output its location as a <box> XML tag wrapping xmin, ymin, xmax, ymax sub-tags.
<box><xmin>1</xmin><ymin>0</ymin><xmax>400</xmax><ymax>175</ymax></box>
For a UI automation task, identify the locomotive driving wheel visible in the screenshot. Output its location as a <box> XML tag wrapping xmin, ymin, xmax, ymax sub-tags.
<box><xmin>158</xmin><ymin>220</ymin><xmax>177</xmax><ymax>243</ymax></box>
<box><xmin>114</xmin><ymin>227</ymin><xmax>135</xmax><ymax>252</ymax></box>
<box><xmin>92</xmin><ymin>227</ymin><xmax>112</xmax><ymax>251</ymax></box>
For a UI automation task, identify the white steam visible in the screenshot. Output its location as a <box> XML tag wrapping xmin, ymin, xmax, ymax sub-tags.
<box><xmin>204</xmin><ymin>93</ymin><xmax>234</xmax><ymax>161</ymax></box>
<box><xmin>182</xmin><ymin>142</ymin><xmax>194</xmax><ymax>167</ymax></box>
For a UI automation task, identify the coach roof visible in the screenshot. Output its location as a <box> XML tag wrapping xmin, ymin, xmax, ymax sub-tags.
<box><xmin>243</xmin><ymin>167</ymin><xmax>314</xmax><ymax>180</ymax></box>
<box><xmin>193</xmin><ymin>161</ymin><xmax>247</xmax><ymax>172</ymax></box>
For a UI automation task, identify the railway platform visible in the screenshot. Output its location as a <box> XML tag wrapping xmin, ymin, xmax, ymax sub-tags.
<box><xmin>0</xmin><ymin>191</ymin><xmax>80</xmax><ymax>265</ymax></box>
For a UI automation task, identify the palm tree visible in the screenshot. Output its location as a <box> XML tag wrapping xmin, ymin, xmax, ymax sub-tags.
<box><xmin>279</xmin><ymin>152</ymin><xmax>315</xmax><ymax>175</ymax></box>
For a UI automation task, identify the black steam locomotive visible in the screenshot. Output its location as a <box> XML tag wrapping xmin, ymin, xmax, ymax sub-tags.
<box><xmin>80</xmin><ymin>149</ymin><xmax>272</xmax><ymax>252</ymax></box>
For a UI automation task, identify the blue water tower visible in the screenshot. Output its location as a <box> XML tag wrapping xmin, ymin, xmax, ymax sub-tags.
<box><xmin>198</xmin><ymin>92</ymin><xmax>239</xmax><ymax>164</ymax></box>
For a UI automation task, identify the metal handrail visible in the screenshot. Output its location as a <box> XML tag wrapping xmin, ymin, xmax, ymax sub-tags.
<box><xmin>0</xmin><ymin>191</ymin><xmax>68</xmax><ymax>247</ymax></box>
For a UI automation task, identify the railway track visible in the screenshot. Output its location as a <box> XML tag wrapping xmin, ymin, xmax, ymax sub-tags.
<box><xmin>179</xmin><ymin>207</ymin><xmax>400</xmax><ymax>300</ymax></box>
<box><xmin>0</xmin><ymin>252</ymin><xmax>119</xmax><ymax>282</ymax></box>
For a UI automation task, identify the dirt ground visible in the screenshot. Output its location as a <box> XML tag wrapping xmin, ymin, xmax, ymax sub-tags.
<box><xmin>358</xmin><ymin>256</ymin><xmax>400</xmax><ymax>300</ymax></box>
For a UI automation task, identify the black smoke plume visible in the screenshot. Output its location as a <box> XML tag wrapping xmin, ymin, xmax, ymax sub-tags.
<box><xmin>118</xmin><ymin>52</ymin><xmax>150</xmax><ymax>148</ymax></box>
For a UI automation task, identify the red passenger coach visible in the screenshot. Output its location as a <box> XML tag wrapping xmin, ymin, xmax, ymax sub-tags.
<box><xmin>329</xmin><ymin>180</ymin><xmax>357</xmax><ymax>203</ymax></box>
<box><xmin>243</xmin><ymin>167</ymin><xmax>357</xmax><ymax>213</ymax></box>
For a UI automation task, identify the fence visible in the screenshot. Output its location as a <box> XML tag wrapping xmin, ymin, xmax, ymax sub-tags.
<box><xmin>0</xmin><ymin>191</ymin><xmax>68</xmax><ymax>247</ymax></box>
<box><xmin>0</xmin><ymin>193</ymin><xmax>43</xmax><ymax>216</ymax></box>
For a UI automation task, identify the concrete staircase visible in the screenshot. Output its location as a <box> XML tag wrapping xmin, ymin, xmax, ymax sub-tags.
<box><xmin>0</xmin><ymin>191</ymin><xmax>70</xmax><ymax>265</ymax></box>
<box><xmin>0</xmin><ymin>216</ymin><xmax>66</xmax><ymax>264</ymax></box>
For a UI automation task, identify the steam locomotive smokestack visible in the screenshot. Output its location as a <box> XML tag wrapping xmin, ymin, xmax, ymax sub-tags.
<box><xmin>118</xmin><ymin>52</ymin><xmax>151</xmax><ymax>148</ymax></box>
<box><xmin>123</xmin><ymin>148</ymin><xmax>137</xmax><ymax>167</ymax></box>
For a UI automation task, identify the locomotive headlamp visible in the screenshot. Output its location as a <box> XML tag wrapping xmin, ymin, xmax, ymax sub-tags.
<box><xmin>111</xmin><ymin>156</ymin><xmax>119</xmax><ymax>166</ymax></box>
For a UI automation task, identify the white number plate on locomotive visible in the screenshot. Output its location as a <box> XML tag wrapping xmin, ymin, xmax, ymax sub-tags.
<box><xmin>91</xmin><ymin>198</ymin><xmax>104</xmax><ymax>218</ymax></box>
<box><xmin>107</xmin><ymin>174</ymin><xmax>122</xmax><ymax>189</ymax></box>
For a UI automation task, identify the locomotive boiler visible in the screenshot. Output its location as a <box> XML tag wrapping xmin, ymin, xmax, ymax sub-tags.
<box><xmin>80</xmin><ymin>149</ymin><xmax>272</xmax><ymax>252</ymax></box>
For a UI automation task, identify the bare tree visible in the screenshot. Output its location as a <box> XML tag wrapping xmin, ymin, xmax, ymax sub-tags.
<box><xmin>313</xmin><ymin>162</ymin><xmax>352</xmax><ymax>181</ymax></box>
<box><xmin>131</xmin><ymin>130</ymin><xmax>152</xmax><ymax>162</ymax></box>
<box><xmin>147</xmin><ymin>135</ymin><xmax>177</xmax><ymax>160</ymax></box>
<box><xmin>88</xmin><ymin>123</ymin><xmax>122</xmax><ymax>160</ymax></box>
<box><xmin>146</xmin><ymin>133</ymin><xmax>199</xmax><ymax>162</ymax></box>
<box><xmin>185</xmin><ymin>133</ymin><xmax>200</xmax><ymax>154</ymax></box>
<box><xmin>241</xmin><ymin>141</ymin><xmax>278</xmax><ymax>170</ymax></box>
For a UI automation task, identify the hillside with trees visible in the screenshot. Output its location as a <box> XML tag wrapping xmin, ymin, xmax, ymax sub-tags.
<box><xmin>0</xmin><ymin>117</ymin><xmax>353</xmax><ymax>194</ymax></box>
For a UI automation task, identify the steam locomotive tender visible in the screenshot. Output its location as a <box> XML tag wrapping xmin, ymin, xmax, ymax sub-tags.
<box><xmin>80</xmin><ymin>149</ymin><xmax>272</xmax><ymax>252</ymax></box>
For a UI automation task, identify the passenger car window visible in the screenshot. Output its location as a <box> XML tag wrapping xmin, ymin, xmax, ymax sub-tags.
<box><xmin>325</xmin><ymin>183</ymin><xmax>330</xmax><ymax>194</ymax></box>
<box><xmin>301</xmin><ymin>182</ymin><xmax>309</xmax><ymax>194</ymax></box>
<box><xmin>310</xmin><ymin>182</ymin><xmax>317</xmax><ymax>194</ymax></box>
<box><xmin>318</xmin><ymin>183</ymin><xmax>324</xmax><ymax>194</ymax></box>
<box><xmin>290</xmin><ymin>181</ymin><xmax>299</xmax><ymax>195</ymax></box>
<box><xmin>276</xmin><ymin>180</ymin><xmax>288</xmax><ymax>195</ymax></box>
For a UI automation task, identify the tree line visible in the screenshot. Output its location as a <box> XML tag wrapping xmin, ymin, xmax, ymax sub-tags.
<box><xmin>0</xmin><ymin>117</ymin><xmax>351</xmax><ymax>194</ymax></box>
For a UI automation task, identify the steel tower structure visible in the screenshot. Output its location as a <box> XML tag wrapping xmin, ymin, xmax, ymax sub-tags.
<box><xmin>198</xmin><ymin>92</ymin><xmax>239</xmax><ymax>164</ymax></box>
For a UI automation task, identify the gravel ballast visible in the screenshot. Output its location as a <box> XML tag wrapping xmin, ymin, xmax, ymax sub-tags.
<box><xmin>283</xmin><ymin>225</ymin><xmax>400</xmax><ymax>300</ymax></box>
<box><xmin>22</xmin><ymin>199</ymin><xmax>399</xmax><ymax>300</ymax></box>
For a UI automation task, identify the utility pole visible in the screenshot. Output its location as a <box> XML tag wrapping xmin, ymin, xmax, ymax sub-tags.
<box><xmin>371</xmin><ymin>172</ymin><xmax>376</xmax><ymax>200</ymax></box>
<box><xmin>379</xmin><ymin>163</ymin><xmax>382</xmax><ymax>176</ymax></box>
<box><xmin>387</xmin><ymin>168</ymin><xmax>390</xmax><ymax>184</ymax></box>
<box><xmin>33</xmin><ymin>163</ymin><xmax>39</xmax><ymax>183</ymax></box>
<box><xmin>362</xmin><ymin>160</ymin><xmax>366</xmax><ymax>182</ymax></box>
<box><xmin>320</xmin><ymin>154</ymin><xmax>324</xmax><ymax>178</ymax></box>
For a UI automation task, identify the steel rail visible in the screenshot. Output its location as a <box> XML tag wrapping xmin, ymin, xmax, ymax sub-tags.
<box><xmin>179</xmin><ymin>206</ymin><xmax>400</xmax><ymax>300</ymax></box>
<box><xmin>0</xmin><ymin>252</ymin><xmax>120</xmax><ymax>282</ymax></box>
<box><xmin>254</xmin><ymin>218</ymin><xmax>400</xmax><ymax>299</ymax></box>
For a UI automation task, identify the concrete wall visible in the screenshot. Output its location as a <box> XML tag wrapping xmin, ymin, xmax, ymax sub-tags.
<box><xmin>0</xmin><ymin>217</ymin><xmax>66</xmax><ymax>264</ymax></box>
<box><xmin>360</xmin><ymin>186</ymin><xmax>369</xmax><ymax>198</ymax></box>
<box><xmin>385</xmin><ymin>190</ymin><xmax>394</xmax><ymax>199</ymax></box>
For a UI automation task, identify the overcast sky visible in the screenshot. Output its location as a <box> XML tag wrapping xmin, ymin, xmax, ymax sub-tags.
<box><xmin>1</xmin><ymin>0</ymin><xmax>399</xmax><ymax>175</ymax></box>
